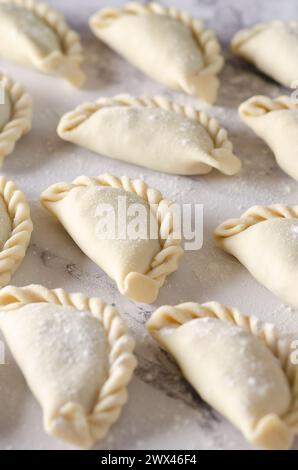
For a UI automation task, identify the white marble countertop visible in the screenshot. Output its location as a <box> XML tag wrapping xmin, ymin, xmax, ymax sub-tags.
<box><xmin>0</xmin><ymin>0</ymin><xmax>298</xmax><ymax>451</ymax></box>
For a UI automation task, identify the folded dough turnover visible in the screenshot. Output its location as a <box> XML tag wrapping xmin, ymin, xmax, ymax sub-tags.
<box><xmin>215</xmin><ymin>204</ymin><xmax>298</xmax><ymax>307</ymax></box>
<box><xmin>0</xmin><ymin>175</ymin><xmax>32</xmax><ymax>287</ymax></box>
<box><xmin>239</xmin><ymin>95</ymin><xmax>298</xmax><ymax>181</ymax></box>
<box><xmin>59</xmin><ymin>95</ymin><xmax>241</xmax><ymax>176</ymax></box>
<box><xmin>41</xmin><ymin>174</ymin><xmax>183</xmax><ymax>303</ymax></box>
<box><xmin>0</xmin><ymin>284</ymin><xmax>137</xmax><ymax>448</ymax></box>
<box><xmin>90</xmin><ymin>3</ymin><xmax>224</xmax><ymax>103</ymax></box>
<box><xmin>0</xmin><ymin>72</ymin><xmax>32</xmax><ymax>166</ymax></box>
<box><xmin>231</xmin><ymin>21</ymin><xmax>298</xmax><ymax>88</ymax></box>
<box><xmin>147</xmin><ymin>302</ymin><xmax>298</xmax><ymax>450</ymax></box>
<box><xmin>58</xmin><ymin>95</ymin><xmax>241</xmax><ymax>176</ymax></box>
<box><xmin>0</xmin><ymin>0</ymin><xmax>85</xmax><ymax>86</ymax></box>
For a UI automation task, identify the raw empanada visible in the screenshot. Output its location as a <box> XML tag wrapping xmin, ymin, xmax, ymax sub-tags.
<box><xmin>0</xmin><ymin>72</ymin><xmax>32</xmax><ymax>166</ymax></box>
<box><xmin>239</xmin><ymin>95</ymin><xmax>298</xmax><ymax>181</ymax></box>
<box><xmin>89</xmin><ymin>2</ymin><xmax>224</xmax><ymax>104</ymax></box>
<box><xmin>0</xmin><ymin>175</ymin><xmax>32</xmax><ymax>286</ymax></box>
<box><xmin>0</xmin><ymin>284</ymin><xmax>137</xmax><ymax>448</ymax></box>
<box><xmin>0</xmin><ymin>0</ymin><xmax>85</xmax><ymax>86</ymax></box>
<box><xmin>40</xmin><ymin>173</ymin><xmax>183</xmax><ymax>303</ymax></box>
<box><xmin>147</xmin><ymin>301</ymin><xmax>298</xmax><ymax>450</ymax></box>
<box><xmin>214</xmin><ymin>204</ymin><xmax>298</xmax><ymax>307</ymax></box>
<box><xmin>57</xmin><ymin>95</ymin><xmax>241</xmax><ymax>176</ymax></box>
<box><xmin>231</xmin><ymin>21</ymin><xmax>298</xmax><ymax>88</ymax></box>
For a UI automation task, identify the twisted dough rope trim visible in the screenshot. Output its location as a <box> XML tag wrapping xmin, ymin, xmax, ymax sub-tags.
<box><xmin>0</xmin><ymin>73</ymin><xmax>32</xmax><ymax>166</ymax></box>
<box><xmin>58</xmin><ymin>94</ymin><xmax>234</xmax><ymax>154</ymax></box>
<box><xmin>0</xmin><ymin>284</ymin><xmax>137</xmax><ymax>448</ymax></box>
<box><xmin>0</xmin><ymin>0</ymin><xmax>85</xmax><ymax>86</ymax></box>
<box><xmin>214</xmin><ymin>204</ymin><xmax>298</xmax><ymax>240</ymax></box>
<box><xmin>0</xmin><ymin>176</ymin><xmax>33</xmax><ymax>287</ymax></box>
<box><xmin>90</xmin><ymin>2</ymin><xmax>224</xmax><ymax>76</ymax></box>
<box><xmin>231</xmin><ymin>20</ymin><xmax>298</xmax><ymax>52</ymax></box>
<box><xmin>147</xmin><ymin>301</ymin><xmax>298</xmax><ymax>432</ymax></box>
<box><xmin>40</xmin><ymin>173</ymin><xmax>184</xmax><ymax>288</ymax></box>
<box><xmin>239</xmin><ymin>95</ymin><xmax>298</xmax><ymax>119</ymax></box>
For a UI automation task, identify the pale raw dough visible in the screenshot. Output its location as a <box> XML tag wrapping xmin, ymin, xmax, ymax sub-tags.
<box><xmin>215</xmin><ymin>205</ymin><xmax>298</xmax><ymax>308</ymax></box>
<box><xmin>231</xmin><ymin>21</ymin><xmax>298</xmax><ymax>87</ymax></box>
<box><xmin>90</xmin><ymin>3</ymin><xmax>224</xmax><ymax>103</ymax></box>
<box><xmin>147</xmin><ymin>302</ymin><xmax>297</xmax><ymax>450</ymax></box>
<box><xmin>0</xmin><ymin>176</ymin><xmax>32</xmax><ymax>287</ymax></box>
<box><xmin>58</xmin><ymin>96</ymin><xmax>241</xmax><ymax>176</ymax></box>
<box><xmin>0</xmin><ymin>0</ymin><xmax>85</xmax><ymax>86</ymax></box>
<box><xmin>0</xmin><ymin>194</ymin><xmax>12</xmax><ymax>249</ymax></box>
<box><xmin>41</xmin><ymin>175</ymin><xmax>184</xmax><ymax>303</ymax></box>
<box><xmin>0</xmin><ymin>89</ymin><xmax>11</xmax><ymax>131</ymax></box>
<box><xmin>0</xmin><ymin>285</ymin><xmax>137</xmax><ymax>448</ymax></box>
<box><xmin>47</xmin><ymin>185</ymin><xmax>161</xmax><ymax>286</ymax></box>
<box><xmin>0</xmin><ymin>4</ymin><xmax>61</xmax><ymax>66</ymax></box>
<box><xmin>239</xmin><ymin>96</ymin><xmax>298</xmax><ymax>181</ymax></box>
<box><xmin>0</xmin><ymin>303</ymin><xmax>108</xmax><ymax>443</ymax></box>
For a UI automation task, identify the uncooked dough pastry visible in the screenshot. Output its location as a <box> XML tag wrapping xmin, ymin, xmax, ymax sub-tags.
<box><xmin>89</xmin><ymin>2</ymin><xmax>224</xmax><ymax>103</ymax></box>
<box><xmin>0</xmin><ymin>284</ymin><xmax>137</xmax><ymax>448</ymax></box>
<box><xmin>40</xmin><ymin>173</ymin><xmax>184</xmax><ymax>303</ymax></box>
<box><xmin>214</xmin><ymin>204</ymin><xmax>298</xmax><ymax>307</ymax></box>
<box><xmin>239</xmin><ymin>95</ymin><xmax>298</xmax><ymax>181</ymax></box>
<box><xmin>0</xmin><ymin>72</ymin><xmax>32</xmax><ymax>166</ymax></box>
<box><xmin>58</xmin><ymin>95</ymin><xmax>241</xmax><ymax>176</ymax></box>
<box><xmin>0</xmin><ymin>175</ymin><xmax>33</xmax><ymax>287</ymax></box>
<box><xmin>231</xmin><ymin>21</ymin><xmax>298</xmax><ymax>87</ymax></box>
<box><xmin>0</xmin><ymin>0</ymin><xmax>85</xmax><ymax>86</ymax></box>
<box><xmin>147</xmin><ymin>301</ymin><xmax>298</xmax><ymax>450</ymax></box>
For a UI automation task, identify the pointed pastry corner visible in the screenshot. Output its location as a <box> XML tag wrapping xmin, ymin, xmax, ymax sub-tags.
<box><xmin>46</xmin><ymin>403</ymin><xmax>94</xmax><ymax>449</ymax></box>
<box><xmin>182</xmin><ymin>73</ymin><xmax>220</xmax><ymax>104</ymax></box>
<box><xmin>123</xmin><ymin>272</ymin><xmax>160</xmax><ymax>304</ymax></box>
<box><xmin>210</xmin><ymin>148</ymin><xmax>242</xmax><ymax>175</ymax></box>
<box><xmin>239</xmin><ymin>95</ymin><xmax>272</xmax><ymax>121</ymax></box>
<box><xmin>62</xmin><ymin>64</ymin><xmax>86</xmax><ymax>88</ymax></box>
<box><xmin>251</xmin><ymin>414</ymin><xmax>294</xmax><ymax>451</ymax></box>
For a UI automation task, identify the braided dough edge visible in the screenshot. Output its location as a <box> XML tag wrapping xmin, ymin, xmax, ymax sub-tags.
<box><xmin>0</xmin><ymin>284</ymin><xmax>137</xmax><ymax>448</ymax></box>
<box><xmin>0</xmin><ymin>0</ymin><xmax>85</xmax><ymax>86</ymax></box>
<box><xmin>239</xmin><ymin>95</ymin><xmax>298</xmax><ymax>120</ymax></box>
<box><xmin>214</xmin><ymin>204</ymin><xmax>298</xmax><ymax>241</ymax></box>
<box><xmin>0</xmin><ymin>176</ymin><xmax>33</xmax><ymax>286</ymax></box>
<box><xmin>147</xmin><ymin>301</ymin><xmax>298</xmax><ymax>443</ymax></box>
<box><xmin>231</xmin><ymin>20</ymin><xmax>298</xmax><ymax>53</ymax></box>
<box><xmin>57</xmin><ymin>94</ymin><xmax>241</xmax><ymax>176</ymax></box>
<box><xmin>89</xmin><ymin>1</ymin><xmax>224</xmax><ymax>100</ymax></box>
<box><xmin>40</xmin><ymin>173</ymin><xmax>184</xmax><ymax>303</ymax></box>
<box><xmin>0</xmin><ymin>72</ymin><xmax>32</xmax><ymax>166</ymax></box>
<box><xmin>90</xmin><ymin>1</ymin><xmax>224</xmax><ymax>74</ymax></box>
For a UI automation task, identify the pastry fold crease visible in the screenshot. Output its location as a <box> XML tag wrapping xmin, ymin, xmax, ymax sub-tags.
<box><xmin>147</xmin><ymin>301</ymin><xmax>298</xmax><ymax>450</ymax></box>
